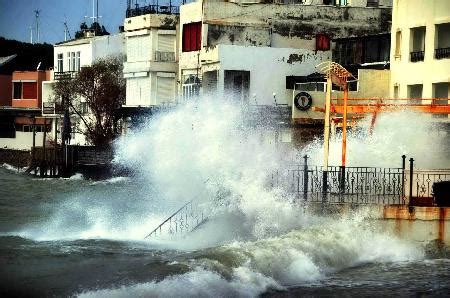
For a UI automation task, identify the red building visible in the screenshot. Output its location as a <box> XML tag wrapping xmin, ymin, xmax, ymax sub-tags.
<box><xmin>0</xmin><ymin>74</ymin><xmax>11</xmax><ymax>106</ymax></box>
<box><xmin>11</xmin><ymin>70</ymin><xmax>51</xmax><ymax>108</ymax></box>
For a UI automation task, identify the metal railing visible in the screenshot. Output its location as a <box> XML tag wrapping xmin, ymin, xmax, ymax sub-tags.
<box><xmin>54</xmin><ymin>71</ymin><xmax>77</xmax><ymax>81</ymax></box>
<box><xmin>271</xmin><ymin>156</ymin><xmax>404</xmax><ymax>205</ymax></box>
<box><xmin>435</xmin><ymin>47</ymin><xmax>450</xmax><ymax>60</ymax></box>
<box><xmin>42</xmin><ymin>102</ymin><xmax>63</xmax><ymax>115</ymax></box>
<box><xmin>410</xmin><ymin>51</ymin><xmax>425</xmax><ymax>62</ymax></box>
<box><xmin>126</xmin><ymin>4</ymin><xmax>179</xmax><ymax>18</ymax></box>
<box><xmin>154</xmin><ymin>51</ymin><xmax>176</xmax><ymax>62</ymax></box>
<box><xmin>406</xmin><ymin>158</ymin><xmax>450</xmax><ymax>199</ymax></box>
<box><xmin>144</xmin><ymin>201</ymin><xmax>206</xmax><ymax>239</ymax></box>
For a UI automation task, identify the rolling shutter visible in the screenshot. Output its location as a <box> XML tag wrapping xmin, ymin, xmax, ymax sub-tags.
<box><xmin>156</xmin><ymin>76</ymin><xmax>175</xmax><ymax>104</ymax></box>
<box><xmin>22</xmin><ymin>82</ymin><xmax>37</xmax><ymax>99</ymax></box>
<box><xmin>158</xmin><ymin>34</ymin><xmax>174</xmax><ymax>52</ymax></box>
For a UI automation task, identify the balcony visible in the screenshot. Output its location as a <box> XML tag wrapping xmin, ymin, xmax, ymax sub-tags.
<box><xmin>42</xmin><ymin>102</ymin><xmax>63</xmax><ymax>115</ymax></box>
<box><xmin>154</xmin><ymin>51</ymin><xmax>176</xmax><ymax>62</ymax></box>
<box><xmin>410</xmin><ymin>51</ymin><xmax>424</xmax><ymax>62</ymax></box>
<box><xmin>54</xmin><ymin>71</ymin><xmax>77</xmax><ymax>81</ymax></box>
<box><xmin>435</xmin><ymin>47</ymin><xmax>450</xmax><ymax>60</ymax></box>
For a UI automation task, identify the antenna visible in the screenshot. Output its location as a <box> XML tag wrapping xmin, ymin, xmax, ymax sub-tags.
<box><xmin>90</xmin><ymin>0</ymin><xmax>101</xmax><ymax>25</ymax></box>
<box><xmin>64</xmin><ymin>22</ymin><xmax>72</xmax><ymax>41</ymax></box>
<box><xmin>34</xmin><ymin>9</ymin><xmax>41</xmax><ymax>43</ymax></box>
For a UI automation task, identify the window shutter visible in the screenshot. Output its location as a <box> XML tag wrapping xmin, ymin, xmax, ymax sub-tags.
<box><xmin>157</xmin><ymin>76</ymin><xmax>175</xmax><ymax>104</ymax></box>
<box><xmin>158</xmin><ymin>34</ymin><xmax>174</xmax><ymax>52</ymax></box>
<box><xmin>22</xmin><ymin>82</ymin><xmax>37</xmax><ymax>99</ymax></box>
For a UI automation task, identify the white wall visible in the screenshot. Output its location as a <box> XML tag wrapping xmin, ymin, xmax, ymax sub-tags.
<box><xmin>209</xmin><ymin>45</ymin><xmax>331</xmax><ymax>105</ymax></box>
<box><xmin>0</xmin><ymin>132</ymin><xmax>44</xmax><ymax>150</ymax></box>
<box><xmin>390</xmin><ymin>0</ymin><xmax>450</xmax><ymax>99</ymax></box>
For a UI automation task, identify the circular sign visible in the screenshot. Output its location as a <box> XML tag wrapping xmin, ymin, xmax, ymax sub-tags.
<box><xmin>294</xmin><ymin>92</ymin><xmax>313</xmax><ymax>111</ymax></box>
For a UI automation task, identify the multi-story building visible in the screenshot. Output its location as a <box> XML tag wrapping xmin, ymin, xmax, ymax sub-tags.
<box><xmin>390</xmin><ymin>0</ymin><xmax>449</xmax><ymax>104</ymax></box>
<box><xmin>0</xmin><ymin>70</ymin><xmax>51</xmax><ymax>150</ymax></box>
<box><xmin>42</xmin><ymin>33</ymin><xmax>126</xmax><ymax>145</ymax></box>
<box><xmin>122</xmin><ymin>4</ymin><xmax>179</xmax><ymax>124</ymax></box>
<box><xmin>177</xmin><ymin>0</ymin><xmax>392</xmax><ymax>128</ymax></box>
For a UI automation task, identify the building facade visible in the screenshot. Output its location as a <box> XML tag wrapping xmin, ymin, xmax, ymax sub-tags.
<box><xmin>389</xmin><ymin>0</ymin><xmax>450</xmax><ymax>102</ymax></box>
<box><xmin>122</xmin><ymin>12</ymin><xmax>178</xmax><ymax>111</ymax></box>
<box><xmin>42</xmin><ymin>33</ymin><xmax>126</xmax><ymax>145</ymax></box>
<box><xmin>178</xmin><ymin>0</ymin><xmax>392</xmax><ymax>109</ymax></box>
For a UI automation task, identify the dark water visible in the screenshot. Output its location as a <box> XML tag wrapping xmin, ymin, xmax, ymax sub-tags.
<box><xmin>1</xmin><ymin>167</ymin><xmax>450</xmax><ymax>297</ymax></box>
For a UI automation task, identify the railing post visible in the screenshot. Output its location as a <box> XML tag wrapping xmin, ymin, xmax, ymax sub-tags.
<box><xmin>409</xmin><ymin>158</ymin><xmax>414</xmax><ymax>205</ymax></box>
<box><xmin>401</xmin><ymin>155</ymin><xmax>406</xmax><ymax>201</ymax></box>
<box><xmin>303</xmin><ymin>155</ymin><xmax>308</xmax><ymax>202</ymax></box>
<box><xmin>322</xmin><ymin>170</ymin><xmax>328</xmax><ymax>204</ymax></box>
<box><xmin>339</xmin><ymin>166</ymin><xmax>346</xmax><ymax>197</ymax></box>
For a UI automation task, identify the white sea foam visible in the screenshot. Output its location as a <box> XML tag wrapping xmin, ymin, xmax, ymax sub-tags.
<box><xmin>21</xmin><ymin>98</ymin><xmax>436</xmax><ymax>297</ymax></box>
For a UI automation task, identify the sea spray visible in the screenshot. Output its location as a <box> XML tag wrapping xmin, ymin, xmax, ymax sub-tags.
<box><xmin>302</xmin><ymin>110</ymin><xmax>450</xmax><ymax>168</ymax></box>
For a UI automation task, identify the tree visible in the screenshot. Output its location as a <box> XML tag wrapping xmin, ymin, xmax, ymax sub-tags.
<box><xmin>53</xmin><ymin>56</ymin><xmax>125</xmax><ymax>146</ymax></box>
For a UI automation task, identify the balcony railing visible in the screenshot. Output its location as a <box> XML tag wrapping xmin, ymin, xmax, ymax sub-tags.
<box><xmin>154</xmin><ymin>51</ymin><xmax>176</xmax><ymax>62</ymax></box>
<box><xmin>435</xmin><ymin>47</ymin><xmax>450</xmax><ymax>59</ymax></box>
<box><xmin>42</xmin><ymin>102</ymin><xmax>63</xmax><ymax>115</ymax></box>
<box><xmin>126</xmin><ymin>4</ymin><xmax>179</xmax><ymax>18</ymax></box>
<box><xmin>54</xmin><ymin>71</ymin><xmax>77</xmax><ymax>81</ymax></box>
<box><xmin>410</xmin><ymin>51</ymin><xmax>425</xmax><ymax>62</ymax></box>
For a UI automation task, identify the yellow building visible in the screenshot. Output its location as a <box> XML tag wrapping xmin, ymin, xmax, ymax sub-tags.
<box><xmin>389</xmin><ymin>0</ymin><xmax>450</xmax><ymax>101</ymax></box>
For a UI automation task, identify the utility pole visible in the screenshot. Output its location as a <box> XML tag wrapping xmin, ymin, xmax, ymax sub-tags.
<box><xmin>34</xmin><ymin>9</ymin><xmax>41</xmax><ymax>43</ymax></box>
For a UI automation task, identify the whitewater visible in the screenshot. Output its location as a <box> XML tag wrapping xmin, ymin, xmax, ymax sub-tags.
<box><xmin>0</xmin><ymin>99</ymin><xmax>449</xmax><ymax>297</ymax></box>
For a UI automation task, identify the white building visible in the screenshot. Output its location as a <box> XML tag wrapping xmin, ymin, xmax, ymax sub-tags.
<box><xmin>389</xmin><ymin>0</ymin><xmax>450</xmax><ymax>106</ymax></box>
<box><xmin>42</xmin><ymin>33</ymin><xmax>126</xmax><ymax>145</ymax></box>
<box><xmin>178</xmin><ymin>0</ymin><xmax>392</xmax><ymax>110</ymax></box>
<box><xmin>122</xmin><ymin>13</ymin><xmax>178</xmax><ymax>110</ymax></box>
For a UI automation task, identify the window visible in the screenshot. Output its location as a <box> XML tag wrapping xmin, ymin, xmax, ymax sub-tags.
<box><xmin>67</xmin><ymin>52</ymin><xmax>70</xmax><ymax>71</ymax></box>
<box><xmin>182</xmin><ymin>22</ymin><xmax>202</xmax><ymax>52</ymax></box>
<box><xmin>410</xmin><ymin>27</ymin><xmax>426</xmax><ymax>62</ymax></box>
<box><xmin>182</xmin><ymin>75</ymin><xmax>201</xmax><ymax>101</ymax></box>
<box><xmin>435</xmin><ymin>23</ymin><xmax>450</xmax><ymax>59</ymax></box>
<box><xmin>71</xmin><ymin>52</ymin><xmax>76</xmax><ymax>71</ymax></box>
<box><xmin>57</xmin><ymin>53</ymin><xmax>64</xmax><ymax>72</ymax></box>
<box><xmin>393</xmin><ymin>84</ymin><xmax>399</xmax><ymax>99</ymax></box>
<box><xmin>433</xmin><ymin>82</ymin><xmax>449</xmax><ymax>118</ymax></box>
<box><xmin>76</xmin><ymin>51</ymin><xmax>81</xmax><ymax>71</ymax></box>
<box><xmin>407</xmin><ymin>84</ymin><xmax>423</xmax><ymax>104</ymax></box>
<box><xmin>22</xmin><ymin>82</ymin><xmax>37</xmax><ymax>99</ymax></box>
<box><xmin>316</xmin><ymin>34</ymin><xmax>330</xmax><ymax>51</ymax></box>
<box><xmin>395</xmin><ymin>30</ymin><xmax>402</xmax><ymax>58</ymax></box>
<box><xmin>13</xmin><ymin>82</ymin><xmax>22</xmax><ymax>99</ymax></box>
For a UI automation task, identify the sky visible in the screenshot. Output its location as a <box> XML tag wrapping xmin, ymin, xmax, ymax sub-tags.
<box><xmin>0</xmin><ymin>0</ymin><xmax>131</xmax><ymax>44</ymax></box>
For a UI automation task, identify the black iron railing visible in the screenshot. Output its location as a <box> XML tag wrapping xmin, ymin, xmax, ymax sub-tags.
<box><xmin>270</xmin><ymin>155</ymin><xmax>406</xmax><ymax>205</ymax></box>
<box><xmin>410</xmin><ymin>51</ymin><xmax>425</xmax><ymax>62</ymax></box>
<box><xmin>126</xmin><ymin>4</ymin><xmax>179</xmax><ymax>18</ymax></box>
<box><xmin>407</xmin><ymin>159</ymin><xmax>450</xmax><ymax>199</ymax></box>
<box><xmin>144</xmin><ymin>201</ymin><xmax>206</xmax><ymax>239</ymax></box>
<box><xmin>435</xmin><ymin>47</ymin><xmax>450</xmax><ymax>59</ymax></box>
<box><xmin>54</xmin><ymin>71</ymin><xmax>77</xmax><ymax>81</ymax></box>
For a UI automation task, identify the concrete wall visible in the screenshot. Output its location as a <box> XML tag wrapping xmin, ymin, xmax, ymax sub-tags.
<box><xmin>390</xmin><ymin>0</ymin><xmax>450</xmax><ymax>99</ymax></box>
<box><xmin>214</xmin><ymin>45</ymin><xmax>330</xmax><ymax>105</ymax></box>
<box><xmin>0</xmin><ymin>131</ymin><xmax>44</xmax><ymax>150</ymax></box>
<box><xmin>0</xmin><ymin>74</ymin><xmax>11</xmax><ymax>106</ymax></box>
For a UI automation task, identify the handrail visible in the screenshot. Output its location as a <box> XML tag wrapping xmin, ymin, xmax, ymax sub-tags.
<box><xmin>144</xmin><ymin>201</ymin><xmax>192</xmax><ymax>239</ymax></box>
